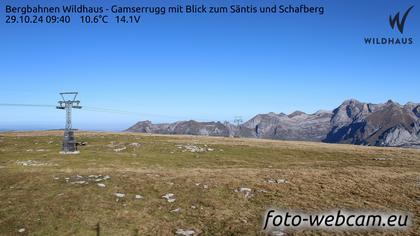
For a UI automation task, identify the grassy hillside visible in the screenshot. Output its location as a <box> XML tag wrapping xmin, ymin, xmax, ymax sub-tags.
<box><xmin>0</xmin><ymin>131</ymin><xmax>419</xmax><ymax>235</ymax></box>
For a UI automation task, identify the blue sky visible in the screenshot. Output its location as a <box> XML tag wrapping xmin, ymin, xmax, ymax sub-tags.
<box><xmin>1</xmin><ymin>0</ymin><xmax>419</xmax><ymax>130</ymax></box>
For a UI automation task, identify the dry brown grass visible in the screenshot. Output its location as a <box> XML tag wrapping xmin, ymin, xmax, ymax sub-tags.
<box><xmin>0</xmin><ymin>131</ymin><xmax>419</xmax><ymax>235</ymax></box>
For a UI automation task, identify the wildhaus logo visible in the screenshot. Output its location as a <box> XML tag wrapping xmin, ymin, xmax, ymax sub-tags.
<box><xmin>364</xmin><ymin>5</ymin><xmax>414</xmax><ymax>45</ymax></box>
<box><xmin>389</xmin><ymin>5</ymin><xmax>414</xmax><ymax>34</ymax></box>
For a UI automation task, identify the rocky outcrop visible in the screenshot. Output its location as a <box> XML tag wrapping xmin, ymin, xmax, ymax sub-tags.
<box><xmin>324</xmin><ymin>100</ymin><xmax>420</xmax><ymax>147</ymax></box>
<box><xmin>414</xmin><ymin>107</ymin><xmax>420</xmax><ymax>118</ymax></box>
<box><xmin>378</xmin><ymin>125</ymin><xmax>420</xmax><ymax>147</ymax></box>
<box><xmin>126</xmin><ymin>99</ymin><xmax>420</xmax><ymax>148</ymax></box>
<box><xmin>127</xmin><ymin>120</ymin><xmax>233</xmax><ymax>137</ymax></box>
<box><xmin>241</xmin><ymin>111</ymin><xmax>333</xmax><ymax>141</ymax></box>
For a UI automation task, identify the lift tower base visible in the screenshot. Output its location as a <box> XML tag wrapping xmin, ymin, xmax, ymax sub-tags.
<box><xmin>59</xmin><ymin>130</ymin><xmax>80</xmax><ymax>154</ymax></box>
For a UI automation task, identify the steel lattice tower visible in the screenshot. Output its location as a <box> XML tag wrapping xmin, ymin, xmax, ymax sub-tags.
<box><xmin>56</xmin><ymin>92</ymin><xmax>82</xmax><ymax>153</ymax></box>
<box><xmin>234</xmin><ymin>116</ymin><xmax>243</xmax><ymax>127</ymax></box>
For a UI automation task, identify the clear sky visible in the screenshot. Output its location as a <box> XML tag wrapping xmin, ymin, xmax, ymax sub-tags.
<box><xmin>1</xmin><ymin>0</ymin><xmax>419</xmax><ymax>131</ymax></box>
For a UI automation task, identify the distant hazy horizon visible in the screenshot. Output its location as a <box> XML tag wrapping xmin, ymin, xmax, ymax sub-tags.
<box><xmin>1</xmin><ymin>98</ymin><xmax>419</xmax><ymax>131</ymax></box>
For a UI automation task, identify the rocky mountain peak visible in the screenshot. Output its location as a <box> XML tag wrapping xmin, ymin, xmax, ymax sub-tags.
<box><xmin>341</xmin><ymin>98</ymin><xmax>362</xmax><ymax>105</ymax></box>
<box><xmin>126</xmin><ymin>99</ymin><xmax>420</xmax><ymax>148</ymax></box>
<box><xmin>288</xmin><ymin>111</ymin><xmax>306</xmax><ymax>118</ymax></box>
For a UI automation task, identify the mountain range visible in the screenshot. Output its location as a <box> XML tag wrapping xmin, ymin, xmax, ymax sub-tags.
<box><xmin>126</xmin><ymin>99</ymin><xmax>420</xmax><ymax>148</ymax></box>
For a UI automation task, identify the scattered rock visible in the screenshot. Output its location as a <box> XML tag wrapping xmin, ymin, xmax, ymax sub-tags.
<box><xmin>238</xmin><ymin>187</ymin><xmax>253</xmax><ymax>198</ymax></box>
<box><xmin>64</xmin><ymin>174</ymin><xmax>111</xmax><ymax>185</ymax></box>
<box><xmin>16</xmin><ymin>160</ymin><xmax>55</xmax><ymax>167</ymax></box>
<box><xmin>271</xmin><ymin>230</ymin><xmax>285</xmax><ymax>236</ymax></box>
<box><xmin>175</xmin><ymin>144</ymin><xmax>206</xmax><ymax>153</ymax></box>
<box><xmin>76</xmin><ymin>141</ymin><xmax>88</xmax><ymax>146</ymax></box>
<box><xmin>277</xmin><ymin>179</ymin><xmax>288</xmax><ymax>184</ymax></box>
<box><xmin>170</xmin><ymin>208</ymin><xmax>181</xmax><ymax>213</ymax></box>
<box><xmin>267</xmin><ymin>178</ymin><xmax>288</xmax><ymax>184</ymax></box>
<box><xmin>162</xmin><ymin>193</ymin><xmax>176</xmax><ymax>203</ymax></box>
<box><xmin>166</xmin><ymin>198</ymin><xmax>176</xmax><ymax>203</ymax></box>
<box><xmin>114</xmin><ymin>147</ymin><xmax>127</xmax><ymax>152</ymax></box>
<box><xmin>129</xmin><ymin>142</ymin><xmax>141</xmax><ymax>147</ymax></box>
<box><xmin>175</xmin><ymin>229</ymin><xmax>195</xmax><ymax>236</ymax></box>
<box><xmin>239</xmin><ymin>187</ymin><xmax>252</xmax><ymax>192</ymax></box>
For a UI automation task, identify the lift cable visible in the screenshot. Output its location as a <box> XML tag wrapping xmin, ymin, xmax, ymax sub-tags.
<box><xmin>0</xmin><ymin>103</ymin><xmax>202</xmax><ymax>121</ymax></box>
